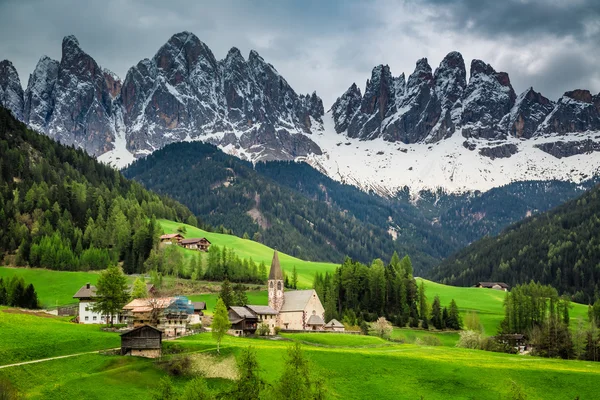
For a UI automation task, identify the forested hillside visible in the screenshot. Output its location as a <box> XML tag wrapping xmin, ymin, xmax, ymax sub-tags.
<box><xmin>123</xmin><ymin>142</ymin><xmax>455</xmax><ymax>271</ymax></box>
<box><xmin>0</xmin><ymin>106</ymin><xmax>195</xmax><ymax>273</ymax></box>
<box><xmin>430</xmin><ymin>183</ymin><xmax>600</xmax><ymax>303</ymax></box>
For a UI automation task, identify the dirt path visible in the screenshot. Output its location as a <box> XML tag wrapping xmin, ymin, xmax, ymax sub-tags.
<box><xmin>0</xmin><ymin>348</ymin><xmax>119</xmax><ymax>369</ymax></box>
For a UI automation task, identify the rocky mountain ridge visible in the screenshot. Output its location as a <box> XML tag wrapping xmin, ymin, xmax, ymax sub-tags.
<box><xmin>0</xmin><ymin>32</ymin><xmax>323</xmax><ymax>162</ymax></box>
<box><xmin>1</xmin><ymin>33</ymin><xmax>600</xmax><ymax>194</ymax></box>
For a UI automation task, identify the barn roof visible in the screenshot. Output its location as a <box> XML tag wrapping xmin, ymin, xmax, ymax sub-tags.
<box><xmin>180</xmin><ymin>237</ymin><xmax>209</xmax><ymax>245</ymax></box>
<box><xmin>268</xmin><ymin>251</ymin><xmax>284</xmax><ymax>280</ymax></box>
<box><xmin>246</xmin><ymin>305</ymin><xmax>278</xmax><ymax>315</ymax></box>
<box><xmin>280</xmin><ymin>290</ymin><xmax>317</xmax><ymax>312</ymax></box>
<box><xmin>478</xmin><ymin>282</ymin><xmax>510</xmax><ymax>289</ymax></box>
<box><xmin>229</xmin><ymin>306</ymin><xmax>256</xmax><ymax>319</ymax></box>
<box><xmin>193</xmin><ymin>302</ymin><xmax>207</xmax><ymax>311</ymax></box>
<box><xmin>160</xmin><ymin>233</ymin><xmax>183</xmax><ymax>239</ymax></box>
<box><xmin>307</xmin><ymin>314</ymin><xmax>325</xmax><ymax>326</ymax></box>
<box><xmin>120</xmin><ymin>324</ymin><xmax>163</xmax><ymax>337</ymax></box>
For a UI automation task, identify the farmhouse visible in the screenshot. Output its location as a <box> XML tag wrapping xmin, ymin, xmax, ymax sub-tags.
<box><xmin>229</xmin><ymin>251</ymin><xmax>326</xmax><ymax>335</ymax></box>
<box><xmin>179</xmin><ymin>237</ymin><xmax>211</xmax><ymax>252</ymax></box>
<box><xmin>120</xmin><ymin>325</ymin><xmax>162</xmax><ymax>358</ymax></box>
<box><xmin>476</xmin><ymin>282</ymin><xmax>510</xmax><ymax>291</ymax></box>
<box><xmin>159</xmin><ymin>233</ymin><xmax>184</xmax><ymax>244</ymax></box>
<box><xmin>122</xmin><ymin>296</ymin><xmax>194</xmax><ymax>337</ymax></box>
<box><xmin>73</xmin><ymin>282</ymin><xmax>155</xmax><ymax>324</ymax></box>
<box><xmin>190</xmin><ymin>301</ymin><xmax>207</xmax><ymax>324</ymax></box>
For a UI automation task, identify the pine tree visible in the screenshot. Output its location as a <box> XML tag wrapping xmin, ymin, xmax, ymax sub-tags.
<box><xmin>446</xmin><ymin>299</ymin><xmax>462</xmax><ymax>330</ymax></box>
<box><xmin>431</xmin><ymin>296</ymin><xmax>442</xmax><ymax>330</ymax></box>
<box><xmin>24</xmin><ymin>283</ymin><xmax>39</xmax><ymax>309</ymax></box>
<box><xmin>231</xmin><ymin>346</ymin><xmax>262</xmax><ymax>400</ymax></box>
<box><xmin>212</xmin><ymin>298</ymin><xmax>231</xmax><ymax>354</ymax></box>
<box><xmin>219</xmin><ymin>279</ymin><xmax>234</xmax><ymax>307</ymax></box>
<box><xmin>292</xmin><ymin>266</ymin><xmax>298</xmax><ymax>289</ymax></box>
<box><xmin>442</xmin><ymin>307</ymin><xmax>449</xmax><ymax>330</ymax></box>
<box><xmin>0</xmin><ymin>278</ymin><xmax>6</xmax><ymax>305</ymax></box>
<box><xmin>234</xmin><ymin>284</ymin><xmax>248</xmax><ymax>306</ymax></box>
<box><xmin>418</xmin><ymin>280</ymin><xmax>428</xmax><ymax>325</ymax></box>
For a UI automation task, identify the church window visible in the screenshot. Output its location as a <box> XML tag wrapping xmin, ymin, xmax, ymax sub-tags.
<box><xmin>269</xmin><ymin>281</ymin><xmax>273</xmax><ymax>288</ymax></box>
<box><xmin>277</xmin><ymin>281</ymin><xmax>282</xmax><ymax>290</ymax></box>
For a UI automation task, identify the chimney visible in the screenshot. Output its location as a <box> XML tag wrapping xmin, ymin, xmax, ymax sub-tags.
<box><xmin>86</xmin><ymin>283</ymin><xmax>90</xmax><ymax>289</ymax></box>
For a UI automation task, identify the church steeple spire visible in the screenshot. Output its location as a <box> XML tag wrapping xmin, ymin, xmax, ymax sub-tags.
<box><xmin>268</xmin><ymin>251</ymin><xmax>284</xmax><ymax>312</ymax></box>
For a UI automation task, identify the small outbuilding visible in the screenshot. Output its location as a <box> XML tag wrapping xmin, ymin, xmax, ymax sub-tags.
<box><xmin>475</xmin><ymin>282</ymin><xmax>510</xmax><ymax>291</ymax></box>
<box><xmin>120</xmin><ymin>325</ymin><xmax>163</xmax><ymax>358</ymax></box>
<box><xmin>324</xmin><ymin>319</ymin><xmax>345</xmax><ymax>332</ymax></box>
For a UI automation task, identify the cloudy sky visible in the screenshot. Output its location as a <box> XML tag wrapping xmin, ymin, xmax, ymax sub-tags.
<box><xmin>1</xmin><ymin>0</ymin><xmax>598</xmax><ymax>106</ymax></box>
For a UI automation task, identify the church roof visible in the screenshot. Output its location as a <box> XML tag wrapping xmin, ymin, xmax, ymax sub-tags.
<box><xmin>307</xmin><ymin>314</ymin><xmax>325</xmax><ymax>325</ymax></box>
<box><xmin>268</xmin><ymin>251</ymin><xmax>284</xmax><ymax>280</ymax></box>
<box><xmin>280</xmin><ymin>290</ymin><xmax>317</xmax><ymax>312</ymax></box>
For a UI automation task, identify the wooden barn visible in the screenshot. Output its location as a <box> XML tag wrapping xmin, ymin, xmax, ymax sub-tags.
<box><xmin>120</xmin><ymin>325</ymin><xmax>162</xmax><ymax>358</ymax></box>
<box><xmin>179</xmin><ymin>237</ymin><xmax>211</xmax><ymax>252</ymax></box>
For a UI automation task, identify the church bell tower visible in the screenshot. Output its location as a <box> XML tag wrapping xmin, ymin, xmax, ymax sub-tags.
<box><xmin>268</xmin><ymin>251</ymin><xmax>284</xmax><ymax>312</ymax></box>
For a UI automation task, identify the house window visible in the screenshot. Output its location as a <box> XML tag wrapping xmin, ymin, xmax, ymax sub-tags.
<box><xmin>93</xmin><ymin>316</ymin><xmax>97</xmax><ymax>321</ymax></box>
<box><xmin>85</xmin><ymin>316</ymin><xmax>89</xmax><ymax>321</ymax></box>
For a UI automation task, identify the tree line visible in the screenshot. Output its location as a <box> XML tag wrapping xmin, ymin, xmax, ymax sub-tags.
<box><xmin>313</xmin><ymin>252</ymin><xmax>461</xmax><ymax>330</ymax></box>
<box><xmin>497</xmin><ymin>281</ymin><xmax>600</xmax><ymax>362</ymax></box>
<box><xmin>0</xmin><ymin>106</ymin><xmax>196</xmax><ymax>274</ymax></box>
<box><xmin>144</xmin><ymin>244</ymin><xmax>267</xmax><ymax>284</ymax></box>
<box><xmin>0</xmin><ymin>276</ymin><xmax>39</xmax><ymax>309</ymax></box>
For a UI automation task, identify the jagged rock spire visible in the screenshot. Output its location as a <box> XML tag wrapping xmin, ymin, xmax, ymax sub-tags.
<box><xmin>268</xmin><ymin>250</ymin><xmax>283</xmax><ymax>280</ymax></box>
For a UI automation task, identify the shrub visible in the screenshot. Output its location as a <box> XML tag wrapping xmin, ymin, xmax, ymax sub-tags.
<box><xmin>372</xmin><ymin>317</ymin><xmax>393</xmax><ymax>339</ymax></box>
<box><xmin>415</xmin><ymin>335</ymin><xmax>442</xmax><ymax>346</ymax></box>
<box><xmin>274</xmin><ymin>326</ymin><xmax>281</xmax><ymax>335</ymax></box>
<box><xmin>257</xmin><ymin>323</ymin><xmax>270</xmax><ymax>336</ymax></box>
<box><xmin>160</xmin><ymin>355</ymin><xmax>193</xmax><ymax>376</ymax></box>
<box><xmin>456</xmin><ymin>330</ymin><xmax>482</xmax><ymax>349</ymax></box>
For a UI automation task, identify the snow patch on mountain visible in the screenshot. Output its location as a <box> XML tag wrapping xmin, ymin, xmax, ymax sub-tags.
<box><xmin>304</xmin><ymin>113</ymin><xmax>600</xmax><ymax>196</ymax></box>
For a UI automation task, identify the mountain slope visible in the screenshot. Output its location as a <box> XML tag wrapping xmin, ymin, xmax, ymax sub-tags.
<box><xmin>123</xmin><ymin>141</ymin><xmax>457</xmax><ymax>270</ymax></box>
<box><xmin>0</xmin><ymin>105</ymin><xmax>195</xmax><ymax>273</ymax></box>
<box><xmin>429</xmin><ymin>182</ymin><xmax>600</xmax><ymax>302</ymax></box>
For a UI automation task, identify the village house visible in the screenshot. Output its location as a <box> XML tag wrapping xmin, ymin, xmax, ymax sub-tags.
<box><xmin>229</xmin><ymin>251</ymin><xmax>332</xmax><ymax>336</ymax></box>
<box><xmin>120</xmin><ymin>325</ymin><xmax>163</xmax><ymax>358</ymax></box>
<box><xmin>179</xmin><ymin>237</ymin><xmax>211</xmax><ymax>252</ymax></box>
<box><xmin>159</xmin><ymin>233</ymin><xmax>184</xmax><ymax>245</ymax></box>
<box><xmin>475</xmin><ymin>282</ymin><xmax>510</xmax><ymax>291</ymax></box>
<box><xmin>73</xmin><ymin>282</ymin><xmax>154</xmax><ymax>324</ymax></box>
<box><xmin>190</xmin><ymin>301</ymin><xmax>207</xmax><ymax>325</ymax></box>
<box><xmin>122</xmin><ymin>296</ymin><xmax>194</xmax><ymax>337</ymax></box>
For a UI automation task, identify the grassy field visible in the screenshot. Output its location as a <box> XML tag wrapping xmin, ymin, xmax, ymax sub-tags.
<box><xmin>171</xmin><ymin>333</ymin><xmax>600</xmax><ymax>399</ymax></box>
<box><xmin>417</xmin><ymin>278</ymin><xmax>590</xmax><ymax>335</ymax></box>
<box><xmin>0</xmin><ymin>307</ymin><xmax>120</xmax><ymax>366</ymax></box>
<box><xmin>159</xmin><ymin>219</ymin><xmax>338</xmax><ymax>287</ymax></box>
<box><xmin>391</xmin><ymin>328</ymin><xmax>461</xmax><ymax>347</ymax></box>
<box><xmin>1</xmin><ymin>320</ymin><xmax>600</xmax><ymax>399</ymax></box>
<box><xmin>0</xmin><ymin>267</ymin><xmax>109</xmax><ymax>308</ymax></box>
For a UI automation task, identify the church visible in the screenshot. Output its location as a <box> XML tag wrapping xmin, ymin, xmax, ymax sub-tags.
<box><xmin>228</xmin><ymin>251</ymin><xmax>329</xmax><ymax>336</ymax></box>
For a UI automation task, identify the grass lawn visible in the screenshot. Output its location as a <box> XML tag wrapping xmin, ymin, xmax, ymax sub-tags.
<box><xmin>0</xmin><ymin>354</ymin><xmax>167</xmax><ymax>399</ymax></box>
<box><xmin>280</xmin><ymin>332</ymin><xmax>391</xmax><ymax>347</ymax></box>
<box><xmin>159</xmin><ymin>219</ymin><xmax>338</xmax><ymax>288</ymax></box>
<box><xmin>173</xmin><ymin>333</ymin><xmax>600</xmax><ymax>399</ymax></box>
<box><xmin>0</xmin><ymin>307</ymin><xmax>120</xmax><ymax>366</ymax></box>
<box><xmin>391</xmin><ymin>328</ymin><xmax>461</xmax><ymax>347</ymax></box>
<box><xmin>0</xmin><ymin>267</ymin><xmax>109</xmax><ymax>308</ymax></box>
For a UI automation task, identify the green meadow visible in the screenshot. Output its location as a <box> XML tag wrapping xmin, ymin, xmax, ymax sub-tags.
<box><xmin>158</xmin><ymin>219</ymin><xmax>338</xmax><ymax>287</ymax></box>
<box><xmin>3</xmin><ymin>331</ymin><xmax>599</xmax><ymax>399</ymax></box>
<box><xmin>0</xmin><ymin>307</ymin><xmax>119</xmax><ymax>366</ymax></box>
